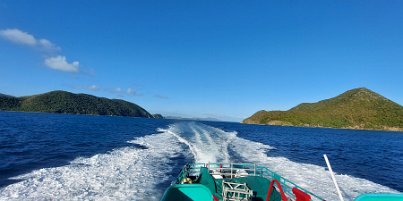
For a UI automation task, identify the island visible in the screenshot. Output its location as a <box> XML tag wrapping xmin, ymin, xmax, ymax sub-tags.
<box><xmin>0</xmin><ymin>90</ymin><xmax>154</xmax><ymax>118</ymax></box>
<box><xmin>152</xmin><ymin>114</ymin><xmax>164</xmax><ymax>119</ymax></box>
<box><xmin>243</xmin><ymin>88</ymin><xmax>403</xmax><ymax>131</ymax></box>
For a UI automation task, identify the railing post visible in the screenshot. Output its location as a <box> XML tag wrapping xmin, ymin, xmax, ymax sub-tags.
<box><xmin>230</xmin><ymin>163</ymin><xmax>233</xmax><ymax>179</ymax></box>
<box><xmin>324</xmin><ymin>154</ymin><xmax>344</xmax><ymax>201</ymax></box>
<box><xmin>254</xmin><ymin>163</ymin><xmax>256</xmax><ymax>176</ymax></box>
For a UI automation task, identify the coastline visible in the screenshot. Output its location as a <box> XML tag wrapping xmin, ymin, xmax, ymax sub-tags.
<box><xmin>241</xmin><ymin>121</ymin><xmax>403</xmax><ymax>133</ymax></box>
<box><xmin>0</xmin><ymin>110</ymin><xmax>154</xmax><ymax>119</ymax></box>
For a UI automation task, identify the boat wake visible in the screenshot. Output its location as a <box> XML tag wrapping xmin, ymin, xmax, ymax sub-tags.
<box><xmin>163</xmin><ymin>122</ymin><xmax>398</xmax><ymax>200</ymax></box>
<box><xmin>0</xmin><ymin>122</ymin><xmax>399</xmax><ymax>201</ymax></box>
<box><xmin>0</xmin><ymin>131</ymin><xmax>186</xmax><ymax>201</ymax></box>
<box><xmin>159</xmin><ymin>122</ymin><xmax>235</xmax><ymax>163</ymax></box>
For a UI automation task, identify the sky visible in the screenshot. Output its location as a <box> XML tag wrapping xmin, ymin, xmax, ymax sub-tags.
<box><xmin>0</xmin><ymin>1</ymin><xmax>402</xmax><ymax>121</ymax></box>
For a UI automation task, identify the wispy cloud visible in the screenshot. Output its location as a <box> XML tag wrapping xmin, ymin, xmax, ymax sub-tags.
<box><xmin>84</xmin><ymin>86</ymin><xmax>138</xmax><ymax>96</ymax></box>
<box><xmin>69</xmin><ymin>84</ymin><xmax>98</xmax><ymax>91</ymax></box>
<box><xmin>114</xmin><ymin>87</ymin><xmax>122</xmax><ymax>93</ymax></box>
<box><xmin>0</xmin><ymin>29</ymin><xmax>36</xmax><ymax>46</ymax></box>
<box><xmin>0</xmin><ymin>28</ymin><xmax>59</xmax><ymax>51</ymax></box>
<box><xmin>44</xmin><ymin>56</ymin><xmax>79</xmax><ymax>72</ymax></box>
<box><xmin>67</xmin><ymin>84</ymin><xmax>140</xmax><ymax>97</ymax></box>
<box><xmin>127</xmin><ymin>88</ymin><xmax>135</xmax><ymax>95</ymax></box>
<box><xmin>38</xmin><ymin>38</ymin><xmax>59</xmax><ymax>51</ymax></box>
<box><xmin>201</xmin><ymin>113</ymin><xmax>242</xmax><ymax>122</ymax></box>
<box><xmin>112</xmin><ymin>87</ymin><xmax>138</xmax><ymax>96</ymax></box>
<box><xmin>88</xmin><ymin>85</ymin><xmax>98</xmax><ymax>91</ymax></box>
<box><xmin>0</xmin><ymin>28</ymin><xmax>78</xmax><ymax>73</ymax></box>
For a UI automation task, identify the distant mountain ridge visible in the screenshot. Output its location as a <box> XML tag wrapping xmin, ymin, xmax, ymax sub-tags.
<box><xmin>0</xmin><ymin>93</ymin><xmax>13</xmax><ymax>98</ymax></box>
<box><xmin>0</xmin><ymin>90</ymin><xmax>154</xmax><ymax>118</ymax></box>
<box><xmin>243</xmin><ymin>88</ymin><xmax>403</xmax><ymax>131</ymax></box>
<box><xmin>165</xmin><ymin>116</ymin><xmax>222</xmax><ymax>122</ymax></box>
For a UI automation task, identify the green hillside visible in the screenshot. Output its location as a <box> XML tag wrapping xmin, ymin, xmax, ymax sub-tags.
<box><xmin>0</xmin><ymin>90</ymin><xmax>154</xmax><ymax>118</ymax></box>
<box><xmin>243</xmin><ymin>88</ymin><xmax>403</xmax><ymax>131</ymax></box>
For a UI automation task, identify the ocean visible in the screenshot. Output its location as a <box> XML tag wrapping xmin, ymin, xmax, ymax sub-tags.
<box><xmin>0</xmin><ymin>111</ymin><xmax>402</xmax><ymax>200</ymax></box>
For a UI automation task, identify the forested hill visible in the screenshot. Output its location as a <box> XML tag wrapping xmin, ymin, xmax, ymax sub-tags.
<box><xmin>0</xmin><ymin>90</ymin><xmax>154</xmax><ymax>118</ymax></box>
<box><xmin>243</xmin><ymin>88</ymin><xmax>403</xmax><ymax>131</ymax></box>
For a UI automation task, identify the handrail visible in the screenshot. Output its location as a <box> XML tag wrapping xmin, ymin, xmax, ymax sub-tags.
<box><xmin>266</xmin><ymin>179</ymin><xmax>287</xmax><ymax>201</ymax></box>
<box><xmin>183</xmin><ymin>162</ymin><xmax>325</xmax><ymax>201</ymax></box>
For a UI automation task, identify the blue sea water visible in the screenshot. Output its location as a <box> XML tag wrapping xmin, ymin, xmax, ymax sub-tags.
<box><xmin>0</xmin><ymin>111</ymin><xmax>402</xmax><ymax>200</ymax></box>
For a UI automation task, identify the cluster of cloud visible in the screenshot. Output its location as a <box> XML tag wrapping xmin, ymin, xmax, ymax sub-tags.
<box><xmin>0</xmin><ymin>29</ymin><xmax>58</xmax><ymax>50</ymax></box>
<box><xmin>0</xmin><ymin>28</ymin><xmax>79</xmax><ymax>73</ymax></box>
<box><xmin>112</xmin><ymin>87</ymin><xmax>137</xmax><ymax>96</ymax></box>
<box><xmin>126</xmin><ymin>88</ymin><xmax>135</xmax><ymax>95</ymax></box>
<box><xmin>0</xmin><ymin>29</ymin><xmax>166</xmax><ymax>100</ymax></box>
<box><xmin>71</xmin><ymin>84</ymin><xmax>168</xmax><ymax>101</ymax></box>
<box><xmin>88</xmin><ymin>85</ymin><xmax>98</xmax><ymax>91</ymax></box>
<box><xmin>44</xmin><ymin>56</ymin><xmax>79</xmax><ymax>72</ymax></box>
<box><xmin>84</xmin><ymin>85</ymin><xmax>137</xmax><ymax>96</ymax></box>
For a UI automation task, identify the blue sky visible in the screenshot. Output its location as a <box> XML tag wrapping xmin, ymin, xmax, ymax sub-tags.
<box><xmin>0</xmin><ymin>1</ymin><xmax>402</xmax><ymax>121</ymax></box>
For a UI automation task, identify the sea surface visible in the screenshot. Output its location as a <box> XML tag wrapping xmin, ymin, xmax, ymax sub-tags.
<box><xmin>0</xmin><ymin>111</ymin><xmax>402</xmax><ymax>200</ymax></box>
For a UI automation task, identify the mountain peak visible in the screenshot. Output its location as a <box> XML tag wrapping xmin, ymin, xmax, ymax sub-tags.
<box><xmin>243</xmin><ymin>88</ymin><xmax>403</xmax><ymax>131</ymax></box>
<box><xmin>345</xmin><ymin>87</ymin><xmax>374</xmax><ymax>94</ymax></box>
<box><xmin>338</xmin><ymin>87</ymin><xmax>387</xmax><ymax>102</ymax></box>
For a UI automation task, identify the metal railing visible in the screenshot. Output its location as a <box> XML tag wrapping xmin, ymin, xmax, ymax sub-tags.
<box><xmin>222</xmin><ymin>181</ymin><xmax>253</xmax><ymax>201</ymax></box>
<box><xmin>179</xmin><ymin>162</ymin><xmax>325</xmax><ymax>201</ymax></box>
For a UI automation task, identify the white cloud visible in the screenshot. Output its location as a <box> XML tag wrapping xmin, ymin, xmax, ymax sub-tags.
<box><xmin>0</xmin><ymin>28</ymin><xmax>60</xmax><ymax>51</ymax></box>
<box><xmin>88</xmin><ymin>85</ymin><xmax>98</xmax><ymax>90</ymax></box>
<box><xmin>44</xmin><ymin>55</ymin><xmax>79</xmax><ymax>72</ymax></box>
<box><xmin>38</xmin><ymin>38</ymin><xmax>59</xmax><ymax>51</ymax></box>
<box><xmin>1</xmin><ymin>28</ymin><xmax>79</xmax><ymax>73</ymax></box>
<box><xmin>0</xmin><ymin>29</ymin><xmax>60</xmax><ymax>51</ymax></box>
<box><xmin>127</xmin><ymin>88</ymin><xmax>135</xmax><ymax>95</ymax></box>
<box><xmin>0</xmin><ymin>29</ymin><xmax>36</xmax><ymax>46</ymax></box>
<box><xmin>109</xmin><ymin>87</ymin><xmax>139</xmax><ymax>96</ymax></box>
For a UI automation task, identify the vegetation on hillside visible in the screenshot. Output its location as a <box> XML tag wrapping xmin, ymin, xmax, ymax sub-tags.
<box><xmin>0</xmin><ymin>90</ymin><xmax>154</xmax><ymax>118</ymax></box>
<box><xmin>243</xmin><ymin>88</ymin><xmax>403</xmax><ymax>131</ymax></box>
<box><xmin>153</xmin><ymin>114</ymin><xmax>164</xmax><ymax>118</ymax></box>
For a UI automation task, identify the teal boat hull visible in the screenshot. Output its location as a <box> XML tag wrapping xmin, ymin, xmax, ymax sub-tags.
<box><xmin>161</xmin><ymin>184</ymin><xmax>214</xmax><ymax>201</ymax></box>
<box><xmin>160</xmin><ymin>163</ymin><xmax>322</xmax><ymax>201</ymax></box>
<box><xmin>354</xmin><ymin>193</ymin><xmax>403</xmax><ymax>201</ymax></box>
<box><xmin>160</xmin><ymin>162</ymin><xmax>403</xmax><ymax>201</ymax></box>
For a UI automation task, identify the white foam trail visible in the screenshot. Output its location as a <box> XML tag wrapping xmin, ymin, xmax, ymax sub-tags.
<box><xmin>0</xmin><ymin>122</ymin><xmax>399</xmax><ymax>201</ymax></box>
<box><xmin>166</xmin><ymin>122</ymin><xmax>234</xmax><ymax>163</ymax></box>
<box><xmin>159</xmin><ymin>128</ymin><xmax>199</xmax><ymax>161</ymax></box>
<box><xmin>164</xmin><ymin>122</ymin><xmax>399</xmax><ymax>200</ymax></box>
<box><xmin>198</xmin><ymin>125</ymin><xmax>216</xmax><ymax>147</ymax></box>
<box><xmin>228</xmin><ymin>134</ymin><xmax>400</xmax><ymax>200</ymax></box>
<box><xmin>190</xmin><ymin>124</ymin><xmax>203</xmax><ymax>148</ymax></box>
<box><xmin>193</xmin><ymin>125</ymin><xmax>220</xmax><ymax>161</ymax></box>
<box><xmin>0</xmin><ymin>131</ymin><xmax>185</xmax><ymax>201</ymax></box>
<box><xmin>190</xmin><ymin>124</ymin><xmax>213</xmax><ymax>161</ymax></box>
